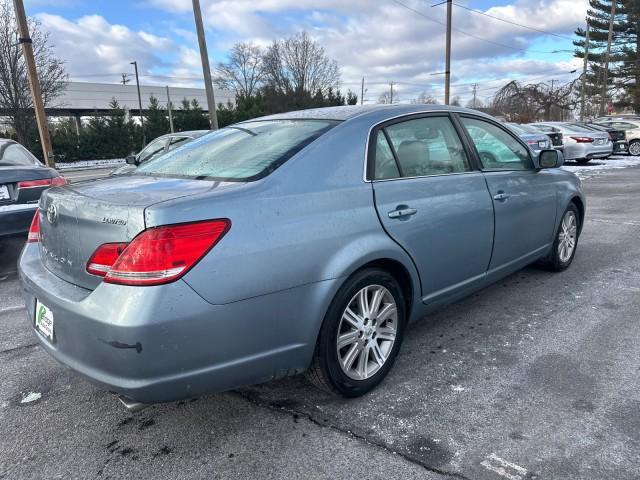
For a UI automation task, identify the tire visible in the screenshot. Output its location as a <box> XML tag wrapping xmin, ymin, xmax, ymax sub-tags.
<box><xmin>629</xmin><ymin>140</ymin><xmax>640</xmax><ymax>156</ymax></box>
<box><xmin>540</xmin><ymin>203</ymin><xmax>580</xmax><ymax>272</ymax></box>
<box><xmin>306</xmin><ymin>268</ymin><xmax>406</xmax><ymax>397</ymax></box>
<box><xmin>576</xmin><ymin>158</ymin><xmax>591</xmax><ymax>164</ymax></box>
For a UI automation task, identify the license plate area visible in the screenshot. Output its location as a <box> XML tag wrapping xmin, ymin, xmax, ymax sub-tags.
<box><xmin>0</xmin><ymin>185</ymin><xmax>9</xmax><ymax>200</ymax></box>
<box><xmin>35</xmin><ymin>299</ymin><xmax>55</xmax><ymax>342</ymax></box>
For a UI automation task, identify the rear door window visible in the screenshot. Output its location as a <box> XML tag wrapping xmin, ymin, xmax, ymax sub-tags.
<box><xmin>137</xmin><ymin>120</ymin><xmax>336</xmax><ymax>181</ymax></box>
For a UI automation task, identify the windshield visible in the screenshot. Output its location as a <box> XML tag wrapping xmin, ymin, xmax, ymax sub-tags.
<box><xmin>136</xmin><ymin>119</ymin><xmax>337</xmax><ymax>181</ymax></box>
<box><xmin>0</xmin><ymin>142</ymin><xmax>40</xmax><ymax>166</ymax></box>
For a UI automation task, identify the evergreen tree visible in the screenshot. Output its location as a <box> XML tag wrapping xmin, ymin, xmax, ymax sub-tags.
<box><xmin>174</xmin><ymin>98</ymin><xmax>210</xmax><ymax>131</ymax></box>
<box><xmin>145</xmin><ymin>95</ymin><xmax>170</xmax><ymax>141</ymax></box>
<box><xmin>574</xmin><ymin>0</ymin><xmax>640</xmax><ymax>114</ymax></box>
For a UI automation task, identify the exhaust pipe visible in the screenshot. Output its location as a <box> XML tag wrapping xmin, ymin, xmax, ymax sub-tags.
<box><xmin>118</xmin><ymin>394</ymin><xmax>149</xmax><ymax>413</ymax></box>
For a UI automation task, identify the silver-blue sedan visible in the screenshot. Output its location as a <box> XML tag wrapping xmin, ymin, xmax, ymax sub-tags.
<box><xmin>18</xmin><ymin>105</ymin><xmax>585</xmax><ymax>409</ymax></box>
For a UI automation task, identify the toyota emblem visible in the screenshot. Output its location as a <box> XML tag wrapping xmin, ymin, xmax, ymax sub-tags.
<box><xmin>46</xmin><ymin>203</ymin><xmax>58</xmax><ymax>224</ymax></box>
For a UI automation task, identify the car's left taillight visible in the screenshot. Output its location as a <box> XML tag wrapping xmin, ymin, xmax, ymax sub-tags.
<box><xmin>87</xmin><ymin>219</ymin><xmax>230</xmax><ymax>286</ymax></box>
<box><xmin>18</xmin><ymin>175</ymin><xmax>67</xmax><ymax>189</ymax></box>
<box><xmin>27</xmin><ymin>210</ymin><xmax>40</xmax><ymax>243</ymax></box>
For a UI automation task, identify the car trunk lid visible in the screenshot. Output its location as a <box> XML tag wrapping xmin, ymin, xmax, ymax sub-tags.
<box><xmin>38</xmin><ymin>175</ymin><xmax>220</xmax><ymax>290</ymax></box>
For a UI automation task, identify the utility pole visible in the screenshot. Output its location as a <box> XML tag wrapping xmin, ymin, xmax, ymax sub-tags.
<box><xmin>13</xmin><ymin>0</ymin><xmax>54</xmax><ymax>167</ymax></box>
<box><xmin>600</xmin><ymin>0</ymin><xmax>616</xmax><ymax>116</ymax></box>
<box><xmin>166</xmin><ymin>86</ymin><xmax>174</xmax><ymax>133</ymax></box>
<box><xmin>389</xmin><ymin>82</ymin><xmax>395</xmax><ymax>104</ymax></box>
<box><xmin>549</xmin><ymin>79</ymin><xmax>557</xmax><ymax>121</ymax></box>
<box><xmin>192</xmin><ymin>0</ymin><xmax>218</xmax><ymax>129</ymax></box>
<box><xmin>361</xmin><ymin>77</ymin><xmax>365</xmax><ymax>105</ymax></box>
<box><xmin>130</xmin><ymin>61</ymin><xmax>145</xmax><ymax>147</ymax></box>
<box><xmin>444</xmin><ymin>0</ymin><xmax>452</xmax><ymax>105</ymax></box>
<box><xmin>580</xmin><ymin>21</ymin><xmax>590</xmax><ymax>121</ymax></box>
<box><xmin>471</xmin><ymin>83</ymin><xmax>478</xmax><ymax>108</ymax></box>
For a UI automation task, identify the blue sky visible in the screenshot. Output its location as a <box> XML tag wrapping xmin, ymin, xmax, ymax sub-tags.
<box><xmin>24</xmin><ymin>0</ymin><xmax>588</xmax><ymax>105</ymax></box>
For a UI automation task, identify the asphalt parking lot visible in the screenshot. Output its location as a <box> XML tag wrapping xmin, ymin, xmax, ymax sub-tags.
<box><xmin>1</xmin><ymin>164</ymin><xmax>639</xmax><ymax>480</ymax></box>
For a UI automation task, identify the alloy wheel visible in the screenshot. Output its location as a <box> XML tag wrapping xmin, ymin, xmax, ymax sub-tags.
<box><xmin>558</xmin><ymin>210</ymin><xmax>577</xmax><ymax>263</ymax></box>
<box><xmin>336</xmin><ymin>285</ymin><xmax>398</xmax><ymax>380</ymax></box>
<box><xmin>629</xmin><ymin>141</ymin><xmax>640</xmax><ymax>156</ymax></box>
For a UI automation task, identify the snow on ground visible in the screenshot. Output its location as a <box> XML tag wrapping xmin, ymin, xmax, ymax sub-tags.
<box><xmin>55</xmin><ymin>158</ymin><xmax>125</xmax><ymax>170</ymax></box>
<box><xmin>562</xmin><ymin>155</ymin><xmax>640</xmax><ymax>179</ymax></box>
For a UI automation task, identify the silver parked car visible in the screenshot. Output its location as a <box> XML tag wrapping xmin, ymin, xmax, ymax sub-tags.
<box><xmin>112</xmin><ymin>130</ymin><xmax>211</xmax><ymax>175</ymax></box>
<box><xmin>19</xmin><ymin>105</ymin><xmax>585</xmax><ymax>408</ymax></box>
<box><xmin>532</xmin><ymin>121</ymin><xmax>612</xmax><ymax>164</ymax></box>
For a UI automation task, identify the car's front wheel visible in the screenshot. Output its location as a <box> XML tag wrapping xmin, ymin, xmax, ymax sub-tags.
<box><xmin>540</xmin><ymin>203</ymin><xmax>580</xmax><ymax>272</ymax></box>
<box><xmin>306</xmin><ymin>268</ymin><xmax>406</xmax><ymax>397</ymax></box>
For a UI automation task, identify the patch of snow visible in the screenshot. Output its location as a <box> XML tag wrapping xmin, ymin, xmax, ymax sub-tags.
<box><xmin>20</xmin><ymin>392</ymin><xmax>41</xmax><ymax>404</ymax></box>
<box><xmin>451</xmin><ymin>385</ymin><xmax>465</xmax><ymax>393</ymax></box>
<box><xmin>0</xmin><ymin>203</ymin><xmax>37</xmax><ymax>213</ymax></box>
<box><xmin>55</xmin><ymin>158</ymin><xmax>125</xmax><ymax>170</ymax></box>
<box><xmin>562</xmin><ymin>155</ymin><xmax>640</xmax><ymax>179</ymax></box>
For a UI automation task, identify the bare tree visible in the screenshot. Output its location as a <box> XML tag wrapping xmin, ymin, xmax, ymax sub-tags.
<box><xmin>214</xmin><ymin>42</ymin><xmax>265</xmax><ymax>97</ymax></box>
<box><xmin>411</xmin><ymin>91</ymin><xmax>439</xmax><ymax>104</ymax></box>
<box><xmin>0</xmin><ymin>1</ymin><xmax>67</xmax><ymax>148</ymax></box>
<box><xmin>492</xmin><ymin>79</ymin><xmax>580</xmax><ymax>122</ymax></box>
<box><xmin>263</xmin><ymin>31</ymin><xmax>340</xmax><ymax>96</ymax></box>
<box><xmin>450</xmin><ymin>96</ymin><xmax>461</xmax><ymax>107</ymax></box>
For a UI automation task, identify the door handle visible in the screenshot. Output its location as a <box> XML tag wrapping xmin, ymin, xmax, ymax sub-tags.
<box><xmin>388</xmin><ymin>207</ymin><xmax>417</xmax><ymax>219</ymax></box>
<box><xmin>493</xmin><ymin>192</ymin><xmax>509</xmax><ymax>201</ymax></box>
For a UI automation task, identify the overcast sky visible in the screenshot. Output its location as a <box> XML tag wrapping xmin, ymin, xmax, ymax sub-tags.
<box><xmin>25</xmin><ymin>0</ymin><xmax>588</xmax><ymax>106</ymax></box>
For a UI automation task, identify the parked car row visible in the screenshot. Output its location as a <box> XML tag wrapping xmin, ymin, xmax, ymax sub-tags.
<box><xmin>506</xmin><ymin>121</ymin><xmax>621</xmax><ymax>164</ymax></box>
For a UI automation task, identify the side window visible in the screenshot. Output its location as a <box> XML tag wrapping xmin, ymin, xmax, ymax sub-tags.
<box><xmin>612</xmin><ymin>122</ymin><xmax>636</xmax><ymax>130</ymax></box>
<box><xmin>381</xmin><ymin>116</ymin><xmax>470</xmax><ymax>178</ymax></box>
<box><xmin>138</xmin><ymin>138</ymin><xmax>168</xmax><ymax>163</ymax></box>
<box><xmin>461</xmin><ymin>117</ymin><xmax>533</xmax><ymax>170</ymax></box>
<box><xmin>373</xmin><ymin>131</ymin><xmax>400</xmax><ymax>180</ymax></box>
<box><xmin>167</xmin><ymin>136</ymin><xmax>191</xmax><ymax>152</ymax></box>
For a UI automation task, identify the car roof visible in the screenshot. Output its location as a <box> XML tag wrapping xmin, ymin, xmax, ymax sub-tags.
<box><xmin>243</xmin><ymin>104</ymin><xmax>491</xmax><ymax>123</ymax></box>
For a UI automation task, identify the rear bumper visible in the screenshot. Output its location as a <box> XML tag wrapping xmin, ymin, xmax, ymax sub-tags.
<box><xmin>563</xmin><ymin>142</ymin><xmax>613</xmax><ymax>160</ymax></box>
<box><xmin>18</xmin><ymin>243</ymin><xmax>338</xmax><ymax>404</ymax></box>
<box><xmin>613</xmin><ymin>141</ymin><xmax>628</xmax><ymax>153</ymax></box>
<box><xmin>0</xmin><ymin>204</ymin><xmax>37</xmax><ymax>237</ymax></box>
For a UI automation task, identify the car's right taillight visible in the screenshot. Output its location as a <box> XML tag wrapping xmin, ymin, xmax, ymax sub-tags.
<box><xmin>569</xmin><ymin>136</ymin><xmax>594</xmax><ymax>143</ymax></box>
<box><xmin>87</xmin><ymin>219</ymin><xmax>230</xmax><ymax>286</ymax></box>
<box><xmin>27</xmin><ymin>210</ymin><xmax>40</xmax><ymax>243</ymax></box>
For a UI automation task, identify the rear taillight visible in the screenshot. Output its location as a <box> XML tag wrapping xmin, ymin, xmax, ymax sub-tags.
<box><xmin>87</xmin><ymin>219</ymin><xmax>230</xmax><ymax>286</ymax></box>
<box><xmin>86</xmin><ymin>243</ymin><xmax>129</xmax><ymax>276</ymax></box>
<box><xmin>27</xmin><ymin>210</ymin><xmax>40</xmax><ymax>243</ymax></box>
<box><xmin>570</xmin><ymin>136</ymin><xmax>594</xmax><ymax>143</ymax></box>
<box><xmin>51</xmin><ymin>176</ymin><xmax>67</xmax><ymax>187</ymax></box>
<box><xmin>18</xmin><ymin>176</ymin><xmax>66</xmax><ymax>189</ymax></box>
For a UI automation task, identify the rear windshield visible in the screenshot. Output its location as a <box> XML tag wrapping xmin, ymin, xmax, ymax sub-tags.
<box><xmin>0</xmin><ymin>143</ymin><xmax>40</xmax><ymax>166</ymax></box>
<box><xmin>136</xmin><ymin>119</ymin><xmax>337</xmax><ymax>181</ymax></box>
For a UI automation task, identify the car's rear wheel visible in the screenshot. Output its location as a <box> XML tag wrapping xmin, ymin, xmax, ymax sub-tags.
<box><xmin>306</xmin><ymin>268</ymin><xmax>406</xmax><ymax>397</ymax></box>
<box><xmin>540</xmin><ymin>203</ymin><xmax>580</xmax><ymax>272</ymax></box>
<box><xmin>629</xmin><ymin>140</ymin><xmax>640</xmax><ymax>156</ymax></box>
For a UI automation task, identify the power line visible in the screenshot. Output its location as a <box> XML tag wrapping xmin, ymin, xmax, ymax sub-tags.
<box><xmin>451</xmin><ymin>2</ymin><xmax>576</xmax><ymax>41</ymax></box>
<box><xmin>391</xmin><ymin>0</ymin><xmax>569</xmax><ymax>55</ymax></box>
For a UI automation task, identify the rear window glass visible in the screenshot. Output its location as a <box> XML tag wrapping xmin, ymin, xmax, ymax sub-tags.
<box><xmin>136</xmin><ymin>120</ymin><xmax>336</xmax><ymax>181</ymax></box>
<box><xmin>0</xmin><ymin>143</ymin><xmax>40</xmax><ymax>166</ymax></box>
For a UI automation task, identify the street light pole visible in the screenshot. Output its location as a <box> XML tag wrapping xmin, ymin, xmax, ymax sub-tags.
<box><xmin>13</xmin><ymin>0</ymin><xmax>54</xmax><ymax>167</ymax></box>
<box><xmin>192</xmin><ymin>0</ymin><xmax>218</xmax><ymax>129</ymax></box>
<box><xmin>580</xmin><ymin>22</ymin><xmax>590</xmax><ymax>121</ymax></box>
<box><xmin>130</xmin><ymin>61</ymin><xmax>145</xmax><ymax>147</ymax></box>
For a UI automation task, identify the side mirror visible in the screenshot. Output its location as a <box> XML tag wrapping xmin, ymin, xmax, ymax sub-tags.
<box><xmin>125</xmin><ymin>154</ymin><xmax>138</xmax><ymax>165</ymax></box>
<box><xmin>539</xmin><ymin>149</ymin><xmax>564</xmax><ymax>169</ymax></box>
